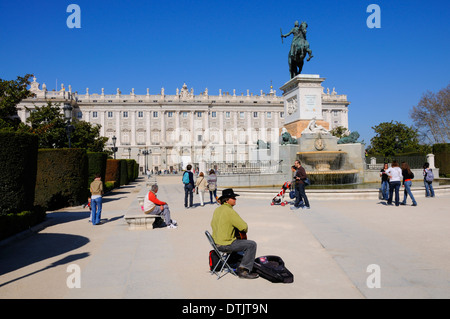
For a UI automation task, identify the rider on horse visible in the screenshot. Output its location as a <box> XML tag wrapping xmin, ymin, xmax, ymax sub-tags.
<box><xmin>281</xmin><ymin>21</ymin><xmax>314</xmax><ymax>77</ymax></box>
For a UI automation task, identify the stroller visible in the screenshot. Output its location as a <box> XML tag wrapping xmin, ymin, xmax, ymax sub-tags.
<box><xmin>271</xmin><ymin>181</ymin><xmax>292</xmax><ymax>206</ymax></box>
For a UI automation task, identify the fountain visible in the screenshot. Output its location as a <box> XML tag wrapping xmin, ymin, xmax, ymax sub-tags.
<box><xmin>297</xmin><ymin>150</ymin><xmax>359</xmax><ymax>185</ymax></box>
<box><xmin>292</xmin><ymin>120</ymin><xmax>363</xmax><ymax>185</ymax></box>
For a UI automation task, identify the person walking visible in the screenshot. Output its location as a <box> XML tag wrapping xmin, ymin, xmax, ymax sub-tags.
<box><xmin>423</xmin><ymin>162</ymin><xmax>435</xmax><ymax>198</ymax></box>
<box><xmin>182</xmin><ymin>164</ymin><xmax>194</xmax><ymax>208</ymax></box>
<box><xmin>380</xmin><ymin>163</ymin><xmax>390</xmax><ymax>201</ymax></box>
<box><xmin>386</xmin><ymin>160</ymin><xmax>402</xmax><ymax>206</ymax></box>
<box><xmin>400</xmin><ymin>162</ymin><xmax>417</xmax><ymax>206</ymax></box>
<box><xmin>90</xmin><ymin>173</ymin><xmax>103</xmax><ymax>225</ymax></box>
<box><xmin>207</xmin><ymin>169</ymin><xmax>218</xmax><ymax>204</ymax></box>
<box><xmin>195</xmin><ymin>172</ymin><xmax>208</xmax><ymax>206</ymax></box>
<box><xmin>290</xmin><ymin>160</ymin><xmax>310</xmax><ymax>210</ymax></box>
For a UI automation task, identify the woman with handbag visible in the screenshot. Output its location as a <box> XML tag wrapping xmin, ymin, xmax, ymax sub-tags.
<box><xmin>207</xmin><ymin>169</ymin><xmax>218</xmax><ymax>204</ymax></box>
<box><xmin>195</xmin><ymin>172</ymin><xmax>208</xmax><ymax>206</ymax></box>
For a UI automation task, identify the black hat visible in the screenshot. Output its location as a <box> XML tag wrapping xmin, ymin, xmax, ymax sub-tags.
<box><xmin>218</xmin><ymin>188</ymin><xmax>240</xmax><ymax>201</ymax></box>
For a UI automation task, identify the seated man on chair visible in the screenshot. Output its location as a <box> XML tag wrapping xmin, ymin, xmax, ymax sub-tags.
<box><xmin>144</xmin><ymin>184</ymin><xmax>177</xmax><ymax>229</ymax></box>
<box><xmin>211</xmin><ymin>188</ymin><xmax>258</xmax><ymax>279</ymax></box>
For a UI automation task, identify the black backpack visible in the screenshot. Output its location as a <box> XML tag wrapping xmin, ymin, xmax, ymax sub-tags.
<box><xmin>253</xmin><ymin>255</ymin><xmax>294</xmax><ymax>283</ymax></box>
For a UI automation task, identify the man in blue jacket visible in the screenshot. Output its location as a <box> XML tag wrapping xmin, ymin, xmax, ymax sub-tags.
<box><xmin>183</xmin><ymin>164</ymin><xmax>194</xmax><ymax>208</ymax></box>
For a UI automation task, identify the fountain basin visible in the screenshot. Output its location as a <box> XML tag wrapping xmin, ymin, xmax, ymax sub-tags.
<box><xmin>297</xmin><ymin>151</ymin><xmax>359</xmax><ymax>185</ymax></box>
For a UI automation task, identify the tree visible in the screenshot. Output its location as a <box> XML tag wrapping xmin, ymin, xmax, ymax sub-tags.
<box><xmin>369</xmin><ymin>121</ymin><xmax>423</xmax><ymax>156</ymax></box>
<box><xmin>410</xmin><ymin>83</ymin><xmax>450</xmax><ymax>144</ymax></box>
<box><xmin>0</xmin><ymin>74</ymin><xmax>34</xmax><ymax>131</ymax></box>
<box><xmin>21</xmin><ymin>102</ymin><xmax>109</xmax><ymax>152</ymax></box>
<box><xmin>21</xmin><ymin>102</ymin><xmax>67</xmax><ymax>148</ymax></box>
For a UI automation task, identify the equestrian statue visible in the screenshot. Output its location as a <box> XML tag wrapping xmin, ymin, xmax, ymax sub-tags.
<box><xmin>281</xmin><ymin>21</ymin><xmax>314</xmax><ymax>78</ymax></box>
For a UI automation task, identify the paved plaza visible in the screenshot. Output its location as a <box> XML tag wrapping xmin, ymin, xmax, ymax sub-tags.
<box><xmin>1</xmin><ymin>175</ymin><xmax>449</xmax><ymax>299</ymax></box>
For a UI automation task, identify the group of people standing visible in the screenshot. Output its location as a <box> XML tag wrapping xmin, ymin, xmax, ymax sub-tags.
<box><xmin>380</xmin><ymin>161</ymin><xmax>436</xmax><ymax>207</ymax></box>
<box><xmin>182</xmin><ymin>165</ymin><xmax>219</xmax><ymax>208</ymax></box>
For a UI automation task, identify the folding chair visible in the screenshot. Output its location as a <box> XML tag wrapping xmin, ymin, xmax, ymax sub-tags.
<box><xmin>205</xmin><ymin>230</ymin><xmax>237</xmax><ymax>279</ymax></box>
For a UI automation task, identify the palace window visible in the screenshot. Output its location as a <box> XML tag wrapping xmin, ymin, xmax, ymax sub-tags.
<box><xmin>107</xmin><ymin>111</ymin><xmax>113</xmax><ymax>118</ymax></box>
<box><xmin>211</xmin><ymin>111</ymin><xmax>216</xmax><ymax>118</ymax></box>
<box><xmin>93</xmin><ymin>111</ymin><xmax>98</xmax><ymax>118</ymax></box>
<box><xmin>123</xmin><ymin>111</ymin><xmax>128</xmax><ymax>118</ymax></box>
<box><xmin>225</xmin><ymin>112</ymin><xmax>230</xmax><ymax>119</ymax></box>
<box><xmin>153</xmin><ymin>111</ymin><xmax>158</xmax><ymax>118</ymax></box>
<box><xmin>138</xmin><ymin>111</ymin><xmax>143</xmax><ymax>118</ymax></box>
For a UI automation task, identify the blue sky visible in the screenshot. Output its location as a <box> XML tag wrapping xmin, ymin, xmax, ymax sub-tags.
<box><xmin>1</xmin><ymin>0</ymin><xmax>449</xmax><ymax>145</ymax></box>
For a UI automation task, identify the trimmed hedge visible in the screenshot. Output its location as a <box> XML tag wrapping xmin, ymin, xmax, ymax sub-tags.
<box><xmin>34</xmin><ymin>148</ymin><xmax>88</xmax><ymax>211</ymax></box>
<box><xmin>0</xmin><ymin>207</ymin><xmax>46</xmax><ymax>240</ymax></box>
<box><xmin>125</xmin><ymin>159</ymin><xmax>137</xmax><ymax>182</ymax></box>
<box><xmin>433</xmin><ymin>143</ymin><xmax>450</xmax><ymax>176</ymax></box>
<box><xmin>0</xmin><ymin>132</ymin><xmax>38</xmax><ymax>216</ymax></box>
<box><xmin>87</xmin><ymin>152</ymin><xmax>107</xmax><ymax>188</ymax></box>
<box><xmin>119</xmin><ymin>159</ymin><xmax>128</xmax><ymax>186</ymax></box>
<box><xmin>105</xmin><ymin>159</ymin><xmax>120</xmax><ymax>187</ymax></box>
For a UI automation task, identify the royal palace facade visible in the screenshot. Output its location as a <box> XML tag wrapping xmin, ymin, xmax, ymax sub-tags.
<box><xmin>18</xmin><ymin>77</ymin><xmax>350</xmax><ymax>172</ymax></box>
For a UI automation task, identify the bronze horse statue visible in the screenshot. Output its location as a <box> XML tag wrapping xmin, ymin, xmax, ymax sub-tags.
<box><xmin>281</xmin><ymin>21</ymin><xmax>314</xmax><ymax>78</ymax></box>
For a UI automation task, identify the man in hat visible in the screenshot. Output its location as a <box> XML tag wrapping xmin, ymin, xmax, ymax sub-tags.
<box><xmin>210</xmin><ymin>188</ymin><xmax>258</xmax><ymax>279</ymax></box>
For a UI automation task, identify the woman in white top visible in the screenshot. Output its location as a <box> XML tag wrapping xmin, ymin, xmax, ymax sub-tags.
<box><xmin>195</xmin><ymin>172</ymin><xmax>208</xmax><ymax>206</ymax></box>
<box><xmin>385</xmin><ymin>160</ymin><xmax>402</xmax><ymax>206</ymax></box>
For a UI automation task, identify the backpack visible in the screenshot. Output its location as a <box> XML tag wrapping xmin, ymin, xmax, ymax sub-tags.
<box><xmin>182</xmin><ymin>171</ymin><xmax>190</xmax><ymax>184</ymax></box>
<box><xmin>425</xmin><ymin>169</ymin><xmax>434</xmax><ymax>183</ymax></box>
<box><xmin>253</xmin><ymin>255</ymin><xmax>294</xmax><ymax>283</ymax></box>
<box><xmin>207</xmin><ymin>182</ymin><xmax>216</xmax><ymax>191</ymax></box>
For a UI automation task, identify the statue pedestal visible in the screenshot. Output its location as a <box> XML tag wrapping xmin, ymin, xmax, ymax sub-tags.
<box><xmin>280</xmin><ymin>74</ymin><xmax>326</xmax><ymax>137</ymax></box>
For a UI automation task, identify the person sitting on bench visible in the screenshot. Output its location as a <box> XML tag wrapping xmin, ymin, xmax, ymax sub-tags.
<box><xmin>144</xmin><ymin>184</ymin><xmax>177</xmax><ymax>229</ymax></box>
<box><xmin>210</xmin><ymin>188</ymin><xmax>258</xmax><ymax>279</ymax></box>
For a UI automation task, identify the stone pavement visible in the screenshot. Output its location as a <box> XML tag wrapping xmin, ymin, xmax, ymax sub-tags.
<box><xmin>1</xmin><ymin>175</ymin><xmax>449</xmax><ymax>299</ymax></box>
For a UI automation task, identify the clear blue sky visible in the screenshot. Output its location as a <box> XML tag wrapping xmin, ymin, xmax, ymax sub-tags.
<box><xmin>1</xmin><ymin>0</ymin><xmax>449</xmax><ymax>145</ymax></box>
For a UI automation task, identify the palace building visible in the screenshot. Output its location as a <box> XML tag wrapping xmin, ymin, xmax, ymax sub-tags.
<box><xmin>18</xmin><ymin>77</ymin><xmax>350</xmax><ymax>172</ymax></box>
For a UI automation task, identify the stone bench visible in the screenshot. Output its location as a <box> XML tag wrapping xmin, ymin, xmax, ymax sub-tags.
<box><xmin>125</xmin><ymin>195</ymin><xmax>161</xmax><ymax>230</ymax></box>
<box><xmin>124</xmin><ymin>213</ymin><xmax>161</xmax><ymax>230</ymax></box>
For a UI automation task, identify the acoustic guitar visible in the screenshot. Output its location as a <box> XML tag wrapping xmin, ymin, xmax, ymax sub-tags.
<box><xmin>234</xmin><ymin>227</ymin><xmax>247</xmax><ymax>240</ymax></box>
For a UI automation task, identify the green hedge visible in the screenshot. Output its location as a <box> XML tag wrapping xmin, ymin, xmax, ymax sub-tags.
<box><xmin>125</xmin><ymin>159</ymin><xmax>138</xmax><ymax>182</ymax></box>
<box><xmin>0</xmin><ymin>132</ymin><xmax>38</xmax><ymax>216</ymax></box>
<box><xmin>87</xmin><ymin>152</ymin><xmax>107</xmax><ymax>188</ymax></box>
<box><xmin>34</xmin><ymin>148</ymin><xmax>88</xmax><ymax>211</ymax></box>
<box><xmin>119</xmin><ymin>159</ymin><xmax>128</xmax><ymax>186</ymax></box>
<box><xmin>0</xmin><ymin>207</ymin><xmax>46</xmax><ymax>241</ymax></box>
<box><xmin>433</xmin><ymin>143</ymin><xmax>450</xmax><ymax>176</ymax></box>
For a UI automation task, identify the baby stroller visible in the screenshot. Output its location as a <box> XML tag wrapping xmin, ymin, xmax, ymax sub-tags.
<box><xmin>271</xmin><ymin>181</ymin><xmax>291</xmax><ymax>206</ymax></box>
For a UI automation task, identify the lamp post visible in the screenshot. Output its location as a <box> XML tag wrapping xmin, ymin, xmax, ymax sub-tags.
<box><xmin>142</xmin><ymin>150</ymin><xmax>148</xmax><ymax>172</ymax></box>
<box><xmin>112</xmin><ymin>135</ymin><xmax>118</xmax><ymax>159</ymax></box>
<box><xmin>63</xmin><ymin>103</ymin><xmax>74</xmax><ymax>148</ymax></box>
<box><xmin>127</xmin><ymin>147</ymin><xmax>131</xmax><ymax>159</ymax></box>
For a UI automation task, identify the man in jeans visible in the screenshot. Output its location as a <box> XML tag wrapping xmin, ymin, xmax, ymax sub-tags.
<box><xmin>183</xmin><ymin>164</ymin><xmax>194</xmax><ymax>208</ymax></box>
<box><xmin>211</xmin><ymin>188</ymin><xmax>258</xmax><ymax>279</ymax></box>
<box><xmin>291</xmin><ymin>160</ymin><xmax>310</xmax><ymax>210</ymax></box>
<box><xmin>90</xmin><ymin>173</ymin><xmax>103</xmax><ymax>225</ymax></box>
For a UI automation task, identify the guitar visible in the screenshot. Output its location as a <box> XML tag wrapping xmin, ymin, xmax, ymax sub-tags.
<box><xmin>234</xmin><ymin>227</ymin><xmax>247</xmax><ymax>240</ymax></box>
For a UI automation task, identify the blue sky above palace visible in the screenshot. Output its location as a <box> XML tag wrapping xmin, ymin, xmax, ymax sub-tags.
<box><xmin>1</xmin><ymin>0</ymin><xmax>449</xmax><ymax>144</ymax></box>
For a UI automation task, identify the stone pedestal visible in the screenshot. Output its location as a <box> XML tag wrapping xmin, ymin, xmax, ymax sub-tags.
<box><xmin>280</xmin><ymin>74</ymin><xmax>326</xmax><ymax>138</ymax></box>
